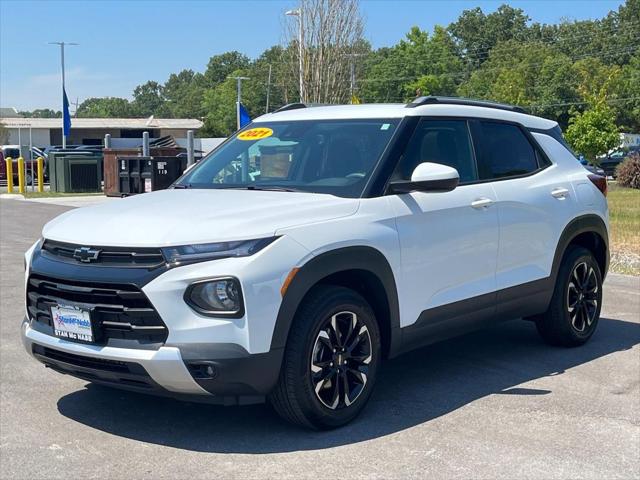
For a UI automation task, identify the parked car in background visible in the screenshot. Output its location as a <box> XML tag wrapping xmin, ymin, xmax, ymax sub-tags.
<box><xmin>599</xmin><ymin>145</ymin><xmax>640</xmax><ymax>178</ymax></box>
<box><xmin>0</xmin><ymin>148</ymin><xmax>38</xmax><ymax>186</ymax></box>
<box><xmin>1</xmin><ymin>145</ymin><xmax>22</xmax><ymax>160</ymax></box>
<box><xmin>578</xmin><ymin>157</ymin><xmax>606</xmax><ymax>176</ymax></box>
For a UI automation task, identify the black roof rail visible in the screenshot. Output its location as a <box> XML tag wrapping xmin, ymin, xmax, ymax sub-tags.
<box><xmin>273</xmin><ymin>103</ymin><xmax>308</xmax><ymax>113</ymax></box>
<box><xmin>406</xmin><ymin>96</ymin><xmax>526</xmax><ymax>114</ymax></box>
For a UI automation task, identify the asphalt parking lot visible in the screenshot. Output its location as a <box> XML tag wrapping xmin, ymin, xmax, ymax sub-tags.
<box><xmin>1</xmin><ymin>198</ymin><xmax>638</xmax><ymax>480</ymax></box>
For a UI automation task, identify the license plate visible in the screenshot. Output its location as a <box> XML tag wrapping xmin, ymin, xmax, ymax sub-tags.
<box><xmin>51</xmin><ymin>305</ymin><xmax>94</xmax><ymax>342</ymax></box>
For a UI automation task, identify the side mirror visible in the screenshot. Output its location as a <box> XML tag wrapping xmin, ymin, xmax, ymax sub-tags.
<box><xmin>388</xmin><ymin>162</ymin><xmax>459</xmax><ymax>194</ymax></box>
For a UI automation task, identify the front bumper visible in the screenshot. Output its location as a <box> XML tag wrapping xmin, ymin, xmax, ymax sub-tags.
<box><xmin>22</xmin><ymin>318</ymin><xmax>207</xmax><ymax>394</ymax></box>
<box><xmin>23</xmin><ymin>235</ymin><xmax>310</xmax><ymax>404</ymax></box>
<box><xmin>22</xmin><ymin>319</ymin><xmax>282</xmax><ymax>404</ymax></box>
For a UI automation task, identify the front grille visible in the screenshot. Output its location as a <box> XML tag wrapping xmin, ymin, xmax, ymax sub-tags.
<box><xmin>27</xmin><ymin>274</ymin><xmax>168</xmax><ymax>347</ymax></box>
<box><xmin>41</xmin><ymin>239</ymin><xmax>165</xmax><ymax>268</ymax></box>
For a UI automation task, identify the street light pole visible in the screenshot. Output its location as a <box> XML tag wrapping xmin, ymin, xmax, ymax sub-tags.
<box><xmin>285</xmin><ymin>9</ymin><xmax>304</xmax><ymax>103</ymax></box>
<box><xmin>265</xmin><ymin>64</ymin><xmax>272</xmax><ymax>114</ymax></box>
<box><xmin>48</xmin><ymin>41</ymin><xmax>78</xmax><ymax>148</ymax></box>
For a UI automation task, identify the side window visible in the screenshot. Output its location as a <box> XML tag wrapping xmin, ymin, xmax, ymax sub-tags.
<box><xmin>478</xmin><ymin>122</ymin><xmax>539</xmax><ymax>179</ymax></box>
<box><xmin>392</xmin><ymin>119</ymin><xmax>478</xmax><ymax>184</ymax></box>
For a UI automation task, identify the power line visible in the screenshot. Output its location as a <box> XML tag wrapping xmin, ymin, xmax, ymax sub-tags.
<box><xmin>449</xmin><ymin>18</ymin><xmax>640</xmax><ymax>59</ymax></box>
<box><xmin>528</xmin><ymin>96</ymin><xmax>640</xmax><ymax>109</ymax></box>
<box><xmin>234</xmin><ymin>41</ymin><xmax>640</xmax><ymax>94</ymax></box>
<box><xmin>359</xmin><ymin>23</ymin><xmax>640</xmax><ymax>75</ymax></box>
<box><xmin>353</xmin><ymin>44</ymin><xmax>640</xmax><ymax>85</ymax></box>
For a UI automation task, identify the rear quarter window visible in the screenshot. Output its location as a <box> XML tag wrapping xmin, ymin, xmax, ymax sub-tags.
<box><xmin>477</xmin><ymin>122</ymin><xmax>539</xmax><ymax>179</ymax></box>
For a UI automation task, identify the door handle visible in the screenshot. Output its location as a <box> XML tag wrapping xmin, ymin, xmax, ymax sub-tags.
<box><xmin>471</xmin><ymin>198</ymin><xmax>494</xmax><ymax>209</ymax></box>
<box><xmin>551</xmin><ymin>187</ymin><xmax>569</xmax><ymax>199</ymax></box>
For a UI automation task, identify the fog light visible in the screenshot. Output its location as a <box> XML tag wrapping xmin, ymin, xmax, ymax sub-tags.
<box><xmin>187</xmin><ymin>361</ymin><xmax>218</xmax><ymax>379</ymax></box>
<box><xmin>185</xmin><ymin>277</ymin><xmax>243</xmax><ymax>316</ymax></box>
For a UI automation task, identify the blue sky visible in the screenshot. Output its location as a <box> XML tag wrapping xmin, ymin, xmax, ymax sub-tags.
<box><xmin>0</xmin><ymin>0</ymin><xmax>624</xmax><ymax>111</ymax></box>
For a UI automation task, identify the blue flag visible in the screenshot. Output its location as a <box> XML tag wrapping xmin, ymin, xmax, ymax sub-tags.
<box><xmin>239</xmin><ymin>103</ymin><xmax>251</xmax><ymax>128</ymax></box>
<box><xmin>63</xmin><ymin>88</ymin><xmax>72</xmax><ymax>136</ymax></box>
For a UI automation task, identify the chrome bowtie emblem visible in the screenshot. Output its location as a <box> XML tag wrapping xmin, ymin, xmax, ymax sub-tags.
<box><xmin>73</xmin><ymin>246</ymin><xmax>101</xmax><ymax>263</ymax></box>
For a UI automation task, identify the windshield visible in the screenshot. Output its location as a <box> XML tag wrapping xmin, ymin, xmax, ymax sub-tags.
<box><xmin>177</xmin><ymin>119</ymin><xmax>399</xmax><ymax>198</ymax></box>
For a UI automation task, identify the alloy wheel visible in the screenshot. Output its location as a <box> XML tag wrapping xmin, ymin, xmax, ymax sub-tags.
<box><xmin>567</xmin><ymin>261</ymin><xmax>599</xmax><ymax>332</ymax></box>
<box><xmin>310</xmin><ymin>311</ymin><xmax>372</xmax><ymax>410</ymax></box>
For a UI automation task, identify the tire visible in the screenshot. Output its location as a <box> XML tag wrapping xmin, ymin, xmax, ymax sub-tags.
<box><xmin>269</xmin><ymin>285</ymin><xmax>381</xmax><ymax>429</ymax></box>
<box><xmin>535</xmin><ymin>246</ymin><xmax>603</xmax><ymax>347</ymax></box>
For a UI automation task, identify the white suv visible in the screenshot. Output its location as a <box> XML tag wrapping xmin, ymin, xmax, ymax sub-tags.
<box><xmin>22</xmin><ymin>97</ymin><xmax>609</xmax><ymax>429</ymax></box>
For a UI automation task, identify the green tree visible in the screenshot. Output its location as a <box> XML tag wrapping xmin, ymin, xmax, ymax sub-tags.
<box><xmin>248</xmin><ymin>45</ymin><xmax>292</xmax><ymax>112</ymax></box>
<box><xmin>163</xmin><ymin>69</ymin><xmax>206</xmax><ymax>119</ymax></box>
<box><xmin>458</xmin><ymin>40</ymin><xmax>578</xmax><ymax>118</ymax></box>
<box><xmin>76</xmin><ymin>97</ymin><xmax>136</xmax><ymax>118</ymax></box>
<box><xmin>201</xmin><ymin>76</ymin><xmax>241</xmax><ymax>137</ymax></box>
<box><xmin>360</xmin><ymin>25</ymin><xmax>462</xmax><ymax>102</ymax></box>
<box><xmin>447</xmin><ymin>5</ymin><xmax>530</xmax><ymax>68</ymax></box>
<box><xmin>204</xmin><ymin>51</ymin><xmax>250</xmax><ymax>87</ymax></box>
<box><xmin>565</xmin><ymin>102</ymin><xmax>620</xmax><ymax>163</ymax></box>
<box><xmin>19</xmin><ymin>109</ymin><xmax>61</xmax><ymax>118</ymax></box>
<box><xmin>132</xmin><ymin>81</ymin><xmax>171</xmax><ymax>117</ymax></box>
<box><xmin>359</xmin><ymin>46</ymin><xmax>406</xmax><ymax>102</ymax></box>
<box><xmin>613</xmin><ymin>53</ymin><xmax>640</xmax><ymax>131</ymax></box>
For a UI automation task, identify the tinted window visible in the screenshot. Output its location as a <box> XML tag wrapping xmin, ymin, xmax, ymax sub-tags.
<box><xmin>479</xmin><ymin>122</ymin><xmax>539</xmax><ymax>179</ymax></box>
<box><xmin>178</xmin><ymin>119</ymin><xmax>398</xmax><ymax>198</ymax></box>
<box><xmin>3</xmin><ymin>148</ymin><xmax>20</xmax><ymax>158</ymax></box>
<box><xmin>392</xmin><ymin>119</ymin><xmax>477</xmax><ymax>183</ymax></box>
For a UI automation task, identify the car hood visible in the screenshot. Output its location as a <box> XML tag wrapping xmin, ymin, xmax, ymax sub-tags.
<box><xmin>42</xmin><ymin>189</ymin><xmax>360</xmax><ymax>247</ymax></box>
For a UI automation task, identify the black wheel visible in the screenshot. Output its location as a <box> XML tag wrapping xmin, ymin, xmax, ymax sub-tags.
<box><xmin>536</xmin><ymin>246</ymin><xmax>603</xmax><ymax>347</ymax></box>
<box><xmin>269</xmin><ymin>285</ymin><xmax>381</xmax><ymax>429</ymax></box>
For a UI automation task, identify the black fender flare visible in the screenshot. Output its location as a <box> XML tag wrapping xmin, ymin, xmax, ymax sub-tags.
<box><xmin>270</xmin><ymin>246</ymin><xmax>402</xmax><ymax>356</ymax></box>
<box><xmin>550</xmin><ymin>214</ymin><xmax>609</xmax><ymax>284</ymax></box>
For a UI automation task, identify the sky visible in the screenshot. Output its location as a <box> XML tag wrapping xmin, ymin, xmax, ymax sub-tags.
<box><xmin>0</xmin><ymin>0</ymin><xmax>625</xmax><ymax>111</ymax></box>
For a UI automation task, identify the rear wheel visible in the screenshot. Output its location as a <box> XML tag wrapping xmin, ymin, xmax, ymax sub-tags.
<box><xmin>269</xmin><ymin>285</ymin><xmax>381</xmax><ymax>429</ymax></box>
<box><xmin>535</xmin><ymin>246</ymin><xmax>603</xmax><ymax>347</ymax></box>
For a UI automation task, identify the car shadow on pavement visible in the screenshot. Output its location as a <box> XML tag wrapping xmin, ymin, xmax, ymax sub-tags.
<box><xmin>57</xmin><ymin>317</ymin><xmax>640</xmax><ymax>453</ymax></box>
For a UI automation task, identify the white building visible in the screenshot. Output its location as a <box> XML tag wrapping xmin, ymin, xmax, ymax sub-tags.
<box><xmin>0</xmin><ymin>117</ymin><xmax>203</xmax><ymax>149</ymax></box>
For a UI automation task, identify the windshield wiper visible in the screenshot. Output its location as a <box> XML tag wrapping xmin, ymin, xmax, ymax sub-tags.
<box><xmin>243</xmin><ymin>185</ymin><xmax>302</xmax><ymax>192</ymax></box>
<box><xmin>172</xmin><ymin>183</ymin><xmax>192</xmax><ymax>189</ymax></box>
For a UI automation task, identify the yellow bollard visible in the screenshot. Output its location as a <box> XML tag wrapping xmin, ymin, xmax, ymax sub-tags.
<box><xmin>5</xmin><ymin>157</ymin><xmax>14</xmax><ymax>193</ymax></box>
<box><xmin>37</xmin><ymin>157</ymin><xmax>44</xmax><ymax>193</ymax></box>
<box><xmin>17</xmin><ymin>157</ymin><xmax>25</xmax><ymax>194</ymax></box>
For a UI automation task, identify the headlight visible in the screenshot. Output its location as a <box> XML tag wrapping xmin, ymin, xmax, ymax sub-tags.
<box><xmin>162</xmin><ymin>237</ymin><xmax>277</xmax><ymax>266</ymax></box>
<box><xmin>185</xmin><ymin>277</ymin><xmax>243</xmax><ymax>316</ymax></box>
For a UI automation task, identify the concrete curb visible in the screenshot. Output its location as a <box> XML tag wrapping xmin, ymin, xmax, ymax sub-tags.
<box><xmin>0</xmin><ymin>193</ymin><xmax>115</xmax><ymax>207</ymax></box>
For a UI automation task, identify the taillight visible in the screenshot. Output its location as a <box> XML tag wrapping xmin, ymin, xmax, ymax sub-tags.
<box><xmin>588</xmin><ymin>174</ymin><xmax>607</xmax><ymax>197</ymax></box>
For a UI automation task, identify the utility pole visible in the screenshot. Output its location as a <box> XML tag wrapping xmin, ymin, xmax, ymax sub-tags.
<box><xmin>345</xmin><ymin>53</ymin><xmax>364</xmax><ymax>103</ymax></box>
<box><xmin>265</xmin><ymin>64</ymin><xmax>272</xmax><ymax>114</ymax></box>
<box><xmin>229</xmin><ymin>76</ymin><xmax>249</xmax><ymax>130</ymax></box>
<box><xmin>350</xmin><ymin>62</ymin><xmax>355</xmax><ymax>99</ymax></box>
<box><xmin>48</xmin><ymin>41</ymin><xmax>78</xmax><ymax>148</ymax></box>
<box><xmin>285</xmin><ymin>9</ymin><xmax>304</xmax><ymax>102</ymax></box>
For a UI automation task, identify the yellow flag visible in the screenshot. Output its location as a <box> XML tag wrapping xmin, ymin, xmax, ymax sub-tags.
<box><xmin>351</xmin><ymin>95</ymin><xmax>361</xmax><ymax>105</ymax></box>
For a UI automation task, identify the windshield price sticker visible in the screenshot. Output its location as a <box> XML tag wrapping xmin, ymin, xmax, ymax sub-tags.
<box><xmin>237</xmin><ymin>127</ymin><xmax>273</xmax><ymax>141</ymax></box>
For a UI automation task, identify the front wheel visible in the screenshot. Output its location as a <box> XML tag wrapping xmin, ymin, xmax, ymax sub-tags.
<box><xmin>269</xmin><ymin>285</ymin><xmax>381</xmax><ymax>429</ymax></box>
<box><xmin>535</xmin><ymin>246</ymin><xmax>603</xmax><ymax>347</ymax></box>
